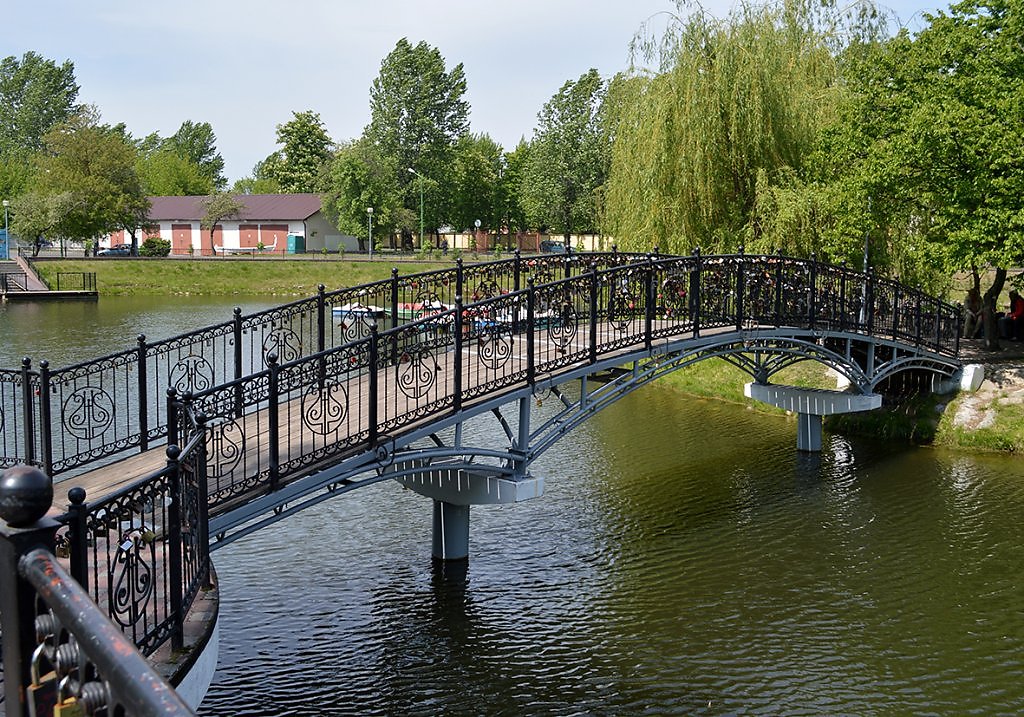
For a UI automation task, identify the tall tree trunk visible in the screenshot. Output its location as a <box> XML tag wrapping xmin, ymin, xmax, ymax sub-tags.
<box><xmin>982</xmin><ymin>267</ymin><xmax>1007</xmax><ymax>351</ymax></box>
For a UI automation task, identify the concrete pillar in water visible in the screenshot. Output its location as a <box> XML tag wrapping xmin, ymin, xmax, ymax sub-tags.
<box><xmin>745</xmin><ymin>383</ymin><xmax>881</xmax><ymax>453</ymax></box>
<box><xmin>395</xmin><ymin>465</ymin><xmax>544</xmax><ymax>562</ymax></box>
<box><xmin>797</xmin><ymin>413</ymin><xmax>823</xmax><ymax>452</ymax></box>
<box><xmin>432</xmin><ymin>500</ymin><xmax>470</xmax><ymax>561</ymax></box>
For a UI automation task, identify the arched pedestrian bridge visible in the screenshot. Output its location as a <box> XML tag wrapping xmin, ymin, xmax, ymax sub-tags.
<box><xmin>0</xmin><ymin>250</ymin><xmax>963</xmax><ymax>713</ymax></box>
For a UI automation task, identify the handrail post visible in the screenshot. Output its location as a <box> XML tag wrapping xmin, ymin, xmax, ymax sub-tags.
<box><xmin>514</xmin><ymin>249</ymin><xmax>521</xmax><ymax>293</ymax></box>
<box><xmin>807</xmin><ymin>254</ymin><xmax>817</xmax><ymax>330</ymax></box>
<box><xmin>390</xmin><ymin>267</ymin><xmax>400</xmax><ymax>365</ymax></box>
<box><xmin>892</xmin><ymin>283</ymin><xmax>901</xmax><ymax>338</ymax></box>
<box><xmin>232</xmin><ymin>307</ymin><xmax>243</xmax><ymax>418</ymax></box>
<box><xmin>194</xmin><ymin>412</ymin><xmax>212</xmax><ymax>589</ymax></box>
<box><xmin>453</xmin><ymin>296</ymin><xmax>464</xmax><ymax>413</ymax></box>
<box><xmin>866</xmin><ymin>269</ymin><xmax>875</xmax><ymax>335</ymax></box>
<box><xmin>316</xmin><ymin>283</ymin><xmax>326</xmax><ymax>354</ymax></box>
<box><xmin>527</xmin><ymin>279</ymin><xmax>536</xmax><ymax>385</ymax></box>
<box><xmin>774</xmin><ymin>248</ymin><xmax>783</xmax><ymax>326</ymax></box>
<box><xmin>735</xmin><ymin>245</ymin><xmax>745</xmax><ymax>331</ymax></box>
<box><xmin>691</xmin><ymin>248</ymin><xmax>701</xmax><ymax>338</ymax></box>
<box><xmin>455</xmin><ymin>258</ymin><xmax>464</xmax><ymax>300</ymax></box>
<box><xmin>66</xmin><ymin>486</ymin><xmax>89</xmax><ymax>592</ymax></box>
<box><xmin>589</xmin><ymin>266</ymin><xmax>598</xmax><ymax>363</ymax></box>
<box><xmin>368</xmin><ymin>329</ymin><xmax>379</xmax><ymax>446</ymax></box>
<box><xmin>20</xmin><ymin>357</ymin><xmax>35</xmax><ymax>464</ymax></box>
<box><xmin>166</xmin><ymin>387</ymin><xmax>180</xmax><ymax>447</ymax></box>
<box><xmin>0</xmin><ymin>465</ymin><xmax>59</xmax><ymax>711</ymax></box>
<box><xmin>839</xmin><ymin>263</ymin><xmax>847</xmax><ymax>331</ymax></box>
<box><xmin>644</xmin><ymin>259</ymin><xmax>654</xmax><ymax>352</ymax></box>
<box><xmin>914</xmin><ymin>286</ymin><xmax>923</xmax><ymax>346</ymax></box>
<box><xmin>38</xmin><ymin>361</ymin><xmax>52</xmax><ymax>478</ymax></box>
<box><xmin>137</xmin><ymin>334</ymin><xmax>149</xmax><ymax>451</ymax></box>
<box><xmin>165</xmin><ymin>444</ymin><xmax>184</xmax><ymax>652</ymax></box>
<box><xmin>267</xmin><ymin>354</ymin><xmax>280</xmax><ymax>492</ymax></box>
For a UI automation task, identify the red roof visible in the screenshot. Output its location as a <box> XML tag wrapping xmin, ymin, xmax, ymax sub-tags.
<box><xmin>147</xmin><ymin>194</ymin><xmax>323</xmax><ymax>222</ymax></box>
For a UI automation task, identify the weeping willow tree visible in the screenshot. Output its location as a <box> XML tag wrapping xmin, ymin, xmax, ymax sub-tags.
<box><xmin>605</xmin><ymin>0</ymin><xmax>876</xmax><ymax>255</ymax></box>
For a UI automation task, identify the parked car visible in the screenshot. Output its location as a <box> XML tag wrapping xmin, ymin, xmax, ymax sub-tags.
<box><xmin>539</xmin><ymin>239</ymin><xmax>567</xmax><ymax>254</ymax></box>
<box><xmin>97</xmin><ymin>245</ymin><xmax>131</xmax><ymax>257</ymax></box>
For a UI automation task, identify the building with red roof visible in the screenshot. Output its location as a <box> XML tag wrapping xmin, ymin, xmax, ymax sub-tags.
<box><xmin>105</xmin><ymin>194</ymin><xmax>355</xmax><ymax>256</ymax></box>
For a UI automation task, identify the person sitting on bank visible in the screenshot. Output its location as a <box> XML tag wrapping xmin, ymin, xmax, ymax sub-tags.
<box><xmin>964</xmin><ymin>287</ymin><xmax>983</xmax><ymax>339</ymax></box>
<box><xmin>998</xmin><ymin>290</ymin><xmax>1024</xmax><ymax>340</ymax></box>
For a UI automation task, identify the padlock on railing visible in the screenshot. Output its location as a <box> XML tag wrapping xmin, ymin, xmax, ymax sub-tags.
<box><xmin>28</xmin><ymin>641</ymin><xmax>58</xmax><ymax>717</ymax></box>
<box><xmin>54</xmin><ymin>675</ymin><xmax>86</xmax><ymax>717</ymax></box>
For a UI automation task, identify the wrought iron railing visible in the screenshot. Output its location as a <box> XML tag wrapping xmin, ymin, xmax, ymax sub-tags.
<box><xmin>181</xmin><ymin>251</ymin><xmax>961</xmax><ymax>513</ymax></box>
<box><xmin>0</xmin><ymin>466</ymin><xmax>196</xmax><ymax>716</ymax></box>
<box><xmin>0</xmin><ymin>251</ymin><xmax>961</xmax><ymax>482</ymax></box>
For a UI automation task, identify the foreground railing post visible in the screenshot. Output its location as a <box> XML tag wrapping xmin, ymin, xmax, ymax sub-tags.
<box><xmin>166</xmin><ymin>445</ymin><xmax>185</xmax><ymax>651</ymax></box>
<box><xmin>691</xmin><ymin>248</ymin><xmax>702</xmax><ymax>338</ymax></box>
<box><xmin>514</xmin><ymin>249</ymin><xmax>522</xmax><ymax>293</ymax></box>
<box><xmin>807</xmin><ymin>254</ymin><xmax>817</xmax><ymax>331</ymax></box>
<box><xmin>915</xmin><ymin>286</ymin><xmax>923</xmax><ymax>346</ymax></box>
<box><xmin>453</xmin><ymin>297</ymin><xmax>464</xmax><ymax>413</ymax></box>
<box><xmin>267</xmin><ymin>353</ymin><xmax>280</xmax><ymax>492</ymax></box>
<box><xmin>233</xmin><ymin>307</ymin><xmax>243</xmax><ymax>418</ymax></box>
<box><xmin>735</xmin><ymin>245</ymin><xmax>745</xmax><ymax>331</ymax></box>
<box><xmin>644</xmin><ymin>258</ymin><xmax>654</xmax><ymax>352</ymax></box>
<box><xmin>37</xmin><ymin>361</ymin><xmax>52</xmax><ymax>478</ymax></box>
<box><xmin>317</xmin><ymin>283</ymin><xmax>326</xmax><ymax>354</ymax></box>
<box><xmin>367</xmin><ymin>328</ymin><xmax>379</xmax><ymax>446</ymax></box>
<box><xmin>589</xmin><ymin>266</ymin><xmax>598</xmax><ymax>363</ymax></box>
<box><xmin>0</xmin><ymin>465</ymin><xmax>58</xmax><ymax>715</ymax></box>
<box><xmin>137</xmin><ymin>334</ymin><xmax>149</xmax><ymax>451</ymax></box>
<box><xmin>166</xmin><ymin>387</ymin><xmax>180</xmax><ymax>447</ymax></box>
<box><xmin>774</xmin><ymin>249</ymin><xmax>784</xmax><ymax>326</ymax></box>
<box><xmin>66</xmin><ymin>486</ymin><xmax>89</xmax><ymax>592</ymax></box>
<box><xmin>20</xmin><ymin>357</ymin><xmax>35</xmax><ymax>465</ymax></box>
<box><xmin>526</xmin><ymin>279</ymin><xmax>536</xmax><ymax>385</ymax></box>
<box><xmin>194</xmin><ymin>412</ymin><xmax>212</xmax><ymax>590</ymax></box>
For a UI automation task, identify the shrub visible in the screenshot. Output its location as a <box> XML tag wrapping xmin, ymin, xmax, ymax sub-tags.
<box><xmin>139</xmin><ymin>237</ymin><xmax>171</xmax><ymax>257</ymax></box>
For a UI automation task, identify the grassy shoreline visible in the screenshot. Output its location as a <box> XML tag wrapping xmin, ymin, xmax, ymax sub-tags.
<box><xmin>33</xmin><ymin>257</ymin><xmax>1020</xmax><ymax>453</ymax></box>
<box><xmin>33</xmin><ymin>256</ymin><xmax>439</xmax><ymax>296</ymax></box>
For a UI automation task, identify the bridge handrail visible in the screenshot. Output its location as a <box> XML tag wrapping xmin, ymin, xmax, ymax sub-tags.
<box><xmin>182</xmin><ymin>254</ymin><xmax>961</xmax><ymax>512</ymax></box>
<box><xmin>1</xmin><ymin>250</ymin><xmax>633</xmax><ymax>478</ymax></box>
<box><xmin>0</xmin><ymin>466</ymin><xmax>196</xmax><ymax>717</ymax></box>
<box><xmin>0</xmin><ymin>251</ymin><xmax>960</xmax><ymax>482</ymax></box>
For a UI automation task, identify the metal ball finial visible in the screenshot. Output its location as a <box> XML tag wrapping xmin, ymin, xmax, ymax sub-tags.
<box><xmin>0</xmin><ymin>465</ymin><xmax>53</xmax><ymax>528</ymax></box>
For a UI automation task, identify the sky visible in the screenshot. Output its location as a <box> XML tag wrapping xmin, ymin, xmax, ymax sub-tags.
<box><xmin>7</xmin><ymin>0</ymin><xmax>948</xmax><ymax>183</ymax></box>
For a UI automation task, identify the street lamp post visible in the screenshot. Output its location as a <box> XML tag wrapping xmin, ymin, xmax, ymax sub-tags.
<box><xmin>407</xmin><ymin>167</ymin><xmax>424</xmax><ymax>249</ymax></box>
<box><xmin>367</xmin><ymin>207</ymin><xmax>374</xmax><ymax>260</ymax></box>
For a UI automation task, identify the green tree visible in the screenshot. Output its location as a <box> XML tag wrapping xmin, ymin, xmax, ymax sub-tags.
<box><xmin>200</xmin><ymin>192</ymin><xmax>245</xmax><ymax>248</ymax></box>
<box><xmin>262</xmin><ymin>111</ymin><xmax>333</xmax><ymax>193</ymax></box>
<box><xmin>366</xmin><ymin>39</ymin><xmax>470</xmax><ymax>242</ymax></box>
<box><xmin>323</xmin><ymin>138</ymin><xmax>405</xmax><ymax>251</ymax></box>
<box><xmin>449</xmin><ymin>134</ymin><xmax>503</xmax><ymax>234</ymax></box>
<box><xmin>0</xmin><ymin>51</ymin><xmax>81</xmax><ymax>201</ymax></box>
<box><xmin>138</xmin><ymin>148</ymin><xmax>214</xmax><ymax>196</ymax></box>
<box><xmin>500</xmin><ymin>141</ymin><xmax>530</xmax><ymax>236</ymax></box>
<box><xmin>9</xmin><ymin>191</ymin><xmax>77</xmax><ymax>256</ymax></box>
<box><xmin>604</xmin><ymin>2</ymin><xmax>842</xmax><ymax>254</ymax></box>
<box><xmin>821</xmin><ymin>0</ymin><xmax>1024</xmax><ymax>346</ymax></box>
<box><xmin>32</xmin><ymin>109</ymin><xmax>149</xmax><ymax>253</ymax></box>
<box><xmin>521</xmin><ymin>68</ymin><xmax>608</xmax><ymax>246</ymax></box>
<box><xmin>164</xmin><ymin>120</ymin><xmax>226</xmax><ymax>190</ymax></box>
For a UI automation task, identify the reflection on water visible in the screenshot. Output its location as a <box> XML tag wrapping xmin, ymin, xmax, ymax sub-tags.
<box><xmin>201</xmin><ymin>385</ymin><xmax>1024</xmax><ymax>716</ymax></box>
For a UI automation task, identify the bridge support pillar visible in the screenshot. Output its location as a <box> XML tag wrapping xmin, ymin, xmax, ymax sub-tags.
<box><xmin>744</xmin><ymin>383</ymin><xmax>882</xmax><ymax>453</ymax></box>
<box><xmin>797</xmin><ymin>413</ymin><xmax>823</xmax><ymax>452</ymax></box>
<box><xmin>432</xmin><ymin>501</ymin><xmax>470</xmax><ymax>561</ymax></box>
<box><xmin>394</xmin><ymin>464</ymin><xmax>544</xmax><ymax>562</ymax></box>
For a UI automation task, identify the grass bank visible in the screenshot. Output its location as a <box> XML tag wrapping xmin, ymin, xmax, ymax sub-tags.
<box><xmin>34</xmin><ymin>257</ymin><xmax>440</xmax><ymax>296</ymax></box>
<box><xmin>659</xmin><ymin>358</ymin><xmax>1023</xmax><ymax>453</ymax></box>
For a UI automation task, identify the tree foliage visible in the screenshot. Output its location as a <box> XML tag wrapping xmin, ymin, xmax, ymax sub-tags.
<box><xmin>29</xmin><ymin>109</ymin><xmax>149</xmax><ymax>249</ymax></box>
<box><xmin>164</xmin><ymin>120</ymin><xmax>226</xmax><ymax>190</ymax></box>
<box><xmin>323</xmin><ymin>138</ymin><xmax>402</xmax><ymax>251</ymax></box>
<box><xmin>365</xmin><ymin>39</ymin><xmax>469</xmax><ymax>239</ymax></box>
<box><xmin>604</xmin><ymin>2</ymin><xmax>843</xmax><ymax>254</ymax></box>
<box><xmin>521</xmin><ymin>69</ymin><xmax>609</xmax><ymax>242</ymax></box>
<box><xmin>200</xmin><ymin>192</ymin><xmax>245</xmax><ymax>247</ymax></box>
<box><xmin>261</xmin><ymin>110</ymin><xmax>334</xmax><ymax>194</ymax></box>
